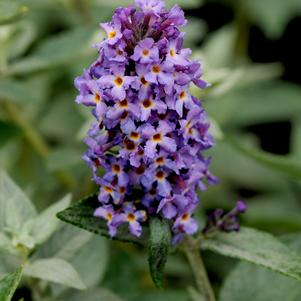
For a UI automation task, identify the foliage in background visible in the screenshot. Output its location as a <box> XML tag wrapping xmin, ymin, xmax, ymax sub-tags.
<box><xmin>1</xmin><ymin>0</ymin><xmax>301</xmax><ymax>300</ymax></box>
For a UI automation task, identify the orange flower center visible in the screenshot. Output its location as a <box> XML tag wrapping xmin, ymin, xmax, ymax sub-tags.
<box><xmin>108</xmin><ymin>31</ymin><xmax>116</xmax><ymax>39</ymax></box>
<box><xmin>135</xmin><ymin>165</ymin><xmax>145</xmax><ymax>175</ymax></box>
<box><xmin>179</xmin><ymin>91</ymin><xmax>186</xmax><ymax>100</ymax></box>
<box><xmin>181</xmin><ymin>213</ymin><xmax>190</xmax><ymax>221</ymax></box>
<box><xmin>155</xmin><ymin>157</ymin><xmax>165</xmax><ymax>165</ymax></box>
<box><xmin>114</xmin><ymin>76</ymin><xmax>124</xmax><ymax>87</ymax></box>
<box><xmin>94</xmin><ymin>93</ymin><xmax>101</xmax><ymax>103</ymax></box>
<box><xmin>153</xmin><ymin>133</ymin><xmax>162</xmax><ymax>142</ymax></box>
<box><xmin>119</xmin><ymin>99</ymin><xmax>128</xmax><ymax>108</ymax></box>
<box><xmin>142</xmin><ymin>99</ymin><xmax>153</xmax><ymax>108</ymax></box>
<box><xmin>104</xmin><ymin>186</ymin><xmax>113</xmax><ymax>193</ymax></box>
<box><xmin>156</xmin><ymin>171</ymin><xmax>165</xmax><ymax>180</ymax></box>
<box><xmin>152</xmin><ymin>65</ymin><xmax>161</xmax><ymax>73</ymax></box>
<box><xmin>142</xmin><ymin>49</ymin><xmax>150</xmax><ymax>56</ymax></box>
<box><xmin>141</xmin><ymin>77</ymin><xmax>148</xmax><ymax>86</ymax></box>
<box><xmin>130</xmin><ymin>132</ymin><xmax>140</xmax><ymax>141</ymax></box>
<box><xmin>127</xmin><ymin>213</ymin><xmax>136</xmax><ymax>222</ymax></box>
<box><xmin>106</xmin><ymin>212</ymin><xmax>113</xmax><ymax>221</ymax></box>
<box><xmin>112</xmin><ymin>164</ymin><xmax>121</xmax><ymax>174</ymax></box>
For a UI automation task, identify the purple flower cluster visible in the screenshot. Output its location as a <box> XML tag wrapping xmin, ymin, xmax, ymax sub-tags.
<box><xmin>203</xmin><ymin>201</ymin><xmax>247</xmax><ymax>235</ymax></box>
<box><xmin>75</xmin><ymin>0</ymin><xmax>217</xmax><ymax>243</ymax></box>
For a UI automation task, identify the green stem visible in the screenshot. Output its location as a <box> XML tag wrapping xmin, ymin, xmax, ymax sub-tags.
<box><xmin>3</xmin><ymin>101</ymin><xmax>76</xmax><ymax>189</ymax></box>
<box><xmin>4</xmin><ymin>102</ymin><xmax>49</xmax><ymax>158</ymax></box>
<box><xmin>183</xmin><ymin>237</ymin><xmax>216</xmax><ymax>301</ymax></box>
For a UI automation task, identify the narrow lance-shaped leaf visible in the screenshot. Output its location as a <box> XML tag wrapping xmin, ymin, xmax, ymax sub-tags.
<box><xmin>8</xmin><ymin>27</ymin><xmax>95</xmax><ymax>75</ymax></box>
<box><xmin>24</xmin><ymin>258</ymin><xmax>86</xmax><ymax>290</ymax></box>
<box><xmin>148</xmin><ymin>217</ymin><xmax>171</xmax><ymax>288</ymax></box>
<box><xmin>57</xmin><ymin>194</ymin><xmax>148</xmax><ymax>245</ymax></box>
<box><xmin>0</xmin><ymin>170</ymin><xmax>37</xmax><ymax>234</ymax></box>
<box><xmin>227</xmin><ymin>135</ymin><xmax>301</xmax><ymax>181</ymax></box>
<box><xmin>220</xmin><ymin>234</ymin><xmax>301</xmax><ymax>301</ymax></box>
<box><xmin>27</xmin><ymin>194</ymin><xmax>71</xmax><ymax>245</ymax></box>
<box><xmin>0</xmin><ymin>0</ymin><xmax>27</xmax><ymax>25</ymax></box>
<box><xmin>0</xmin><ymin>267</ymin><xmax>23</xmax><ymax>301</ymax></box>
<box><xmin>201</xmin><ymin>227</ymin><xmax>301</xmax><ymax>281</ymax></box>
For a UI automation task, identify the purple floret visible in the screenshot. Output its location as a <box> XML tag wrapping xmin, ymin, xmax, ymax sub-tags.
<box><xmin>75</xmin><ymin>0</ymin><xmax>217</xmax><ymax>241</ymax></box>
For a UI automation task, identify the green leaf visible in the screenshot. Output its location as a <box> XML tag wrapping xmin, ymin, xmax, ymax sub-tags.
<box><xmin>220</xmin><ymin>262</ymin><xmax>301</xmax><ymax>301</ymax></box>
<box><xmin>0</xmin><ymin>170</ymin><xmax>37</xmax><ymax>234</ymax></box>
<box><xmin>240</xmin><ymin>0</ymin><xmax>301</xmax><ymax>39</ymax></box>
<box><xmin>24</xmin><ymin>258</ymin><xmax>86</xmax><ymax>290</ymax></box>
<box><xmin>202</xmin><ymin>24</ymin><xmax>237</xmax><ymax>68</ymax></box>
<box><xmin>34</xmin><ymin>225</ymin><xmax>92</xmax><ymax>260</ymax></box>
<box><xmin>227</xmin><ymin>135</ymin><xmax>301</xmax><ymax>181</ymax></box>
<box><xmin>0</xmin><ymin>1</ymin><xmax>27</xmax><ymax>25</ymax></box>
<box><xmin>57</xmin><ymin>194</ymin><xmax>148</xmax><ymax>245</ymax></box>
<box><xmin>0</xmin><ymin>122</ymin><xmax>20</xmax><ymax>148</ymax></box>
<box><xmin>8</xmin><ymin>27</ymin><xmax>95</xmax><ymax>75</ymax></box>
<box><xmin>207</xmin><ymin>82</ymin><xmax>301</xmax><ymax>126</ymax></box>
<box><xmin>148</xmin><ymin>217</ymin><xmax>171</xmax><ymax>288</ymax></box>
<box><xmin>51</xmin><ymin>236</ymin><xmax>109</xmax><ymax>297</ymax></box>
<box><xmin>201</xmin><ymin>227</ymin><xmax>301</xmax><ymax>281</ymax></box>
<box><xmin>188</xmin><ymin>287</ymin><xmax>206</xmax><ymax>301</ymax></box>
<box><xmin>71</xmin><ymin>236</ymin><xmax>109</xmax><ymax>287</ymax></box>
<box><xmin>0</xmin><ymin>79</ymin><xmax>42</xmax><ymax>104</ymax></box>
<box><xmin>27</xmin><ymin>195</ymin><xmax>71</xmax><ymax>245</ymax></box>
<box><xmin>0</xmin><ymin>267</ymin><xmax>23</xmax><ymax>301</ymax></box>
<box><xmin>46</xmin><ymin>148</ymin><xmax>82</xmax><ymax>171</ymax></box>
<box><xmin>220</xmin><ymin>234</ymin><xmax>301</xmax><ymax>301</ymax></box>
<box><xmin>63</xmin><ymin>288</ymin><xmax>124</xmax><ymax>301</ymax></box>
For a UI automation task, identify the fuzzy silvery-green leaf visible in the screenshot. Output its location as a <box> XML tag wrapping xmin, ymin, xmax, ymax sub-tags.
<box><xmin>33</xmin><ymin>225</ymin><xmax>92</xmax><ymax>260</ymax></box>
<box><xmin>227</xmin><ymin>135</ymin><xmax>301</xmax><ymax>181</ymax></box>
<box><xmin>0</xmin><ymin>267</ymin><xmax>23</xmax><ymax>301</ymax></box>
<box><xmin>63</xmin><ymin>288</ymin><xmax>124</xmax><ymax>301</ymax></box>
<box><xmin>24</xmin><ymin>258</ymin><xmax>86</xmax><ymax>290</ymax></box>
<box><xmin>57</xmin><ymin>194</ymin><xmax>148</xmax><ymax>245</ymax></box>
<box><xmin>239</xmin><ymin>0</ymin><xmax>301</xmax><ymax>39</ymax></box>
<box><xmin>46</xmin><ymin>148</ymin><xmax>83</xmax><ymax>171</ymax></box>
<box><xmin>201</xmin><ymin>227</ymin><xmax>301</xmax><ymax>281</ymax></box>
<box><xmin>8</xmin><ymin>27</ymin><xmax>95</xmax><ymax>75</ymax></box>
<box><xmin>148</xmin><ymin>217</ymin><xmax>171</xmax><ymax>288</ymax></box>
<box><xmin>207</xmin><ymin>82</ymin><xmax>301</xmax><ymax>126</ymax></box>
<box><xmin>0</xmin><ymin>170</ymin><xmax>37</xmax><ymax>234</ymax></box>
<box><xmin>0</xmin><ymin>0</ymin><xmax>27</xmax><ymax>25</ymax></box>
<box><xmin>220</xmin><ymin>233</ymin><xmax>301</xmax><ymax>301</ymax></box>
<box><xmin>26</xmin><ymin>195</ymin><xmax>71</xmax><ymax>245</ymax></box>
<box><xmin>0</xmin><ymin>79</ymin><xmax>42</xmax><ymax>104</ymax></box>
<box><xmin>220</xmin><ymin>262</ymin><xmax>301</xmax><ymax>301</ymax></box>
<box><xmin>71</xmin><ymin>236</ymin><xmax>109</xmax><ymax>287</ymax></box>
<box><xmin>51</xmin><ymin>236</ymin><xmax>109</xmax><ymax>297</ymax></box>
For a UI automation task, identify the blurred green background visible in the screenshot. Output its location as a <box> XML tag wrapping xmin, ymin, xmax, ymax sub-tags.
<box><xmin>1</xmin><ymin>0</ymin><xmax>301</xmax><ymax>300</ymax></box>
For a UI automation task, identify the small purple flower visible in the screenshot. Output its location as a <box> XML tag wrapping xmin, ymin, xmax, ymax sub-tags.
<box><xmin>135</xmin><ymin>0</ymin><xmax>165</xmax><ymax>15</ymax></box>
<box><xmin>101</xmin><ymin>21</ymin><xmax>122</xmax><ymax>45</ymax></box>
<box><xmin>99</xmin><ymin>65</ymin><xmax>134</xmax><ymax>100</ymax></box>
<box><xmin>121</xmin><ymin>205</ymin><xmax>147</xmax><ymax>237</ymax></box>
<box><xmin>131</xmin><ymin>38</ymin><xmax>159</xmax><ymax>64</ymax></box>
<box><xmin>94</xmin><ymin>205</ymin><xmax>121</xmax><ymax>236</ymax></box>
<box><xmin>142</xmin><ymin>121</ymin><xmax>177</xmax><ymax>158</ymax></box>
<box><xmin>144</xmin><ymin>61</ymin><xmax>174</xmax><ymax>90</ymax></box>
<box><xmin>157</xmin><ymin>194</ymin><xmax>189</xmax><ymax>219</ymax></box>
<box><xmin>203</xmin><ymin>201</ymin><xmax>247</xmax><ymax>235</ymax></box>
<box><xmin>173</xmin><ymin>213</ymin><xmax>198</xmax><ymax>236</ymax></box>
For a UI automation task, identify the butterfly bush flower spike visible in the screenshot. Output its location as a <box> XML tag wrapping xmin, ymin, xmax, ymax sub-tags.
<box><xmin>75</xmin><ymin>0</ymin><xmax>220</xmax><ymax>243</ymax></box>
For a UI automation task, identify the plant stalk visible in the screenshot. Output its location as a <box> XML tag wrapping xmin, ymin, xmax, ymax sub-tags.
<box><xmin>3</xmin><ymin>101</ymin><xmax>76</xmax><ymax>189</ymax></box>
<box><xmin>183</xmin><ymin>237</ymin><xmax>216</xmax><ymax>301</ymax></box>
